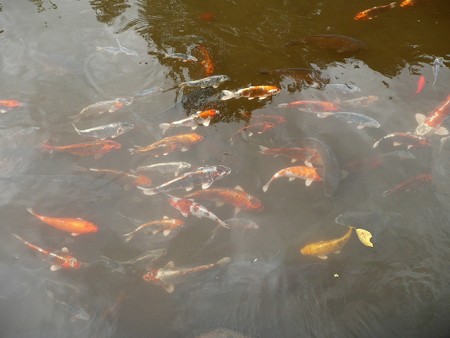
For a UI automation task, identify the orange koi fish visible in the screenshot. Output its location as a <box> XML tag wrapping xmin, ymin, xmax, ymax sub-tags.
<box><xmin>400</xmin><ymin>0</ymin><xmax>415</xmax><ymax>7</ymax></box>
<box><xmin>184</xmin><ymin>186</ymin><xmax>263</xmax><ymax>214</ymax></box>
<box><xmin>197</xmin><ymin>45</ymin><xmax>214</xmax><ymax>76</ymax></box>
<box><xmin>354</xmin><ymin>2</ymin><xmax>396</xmax><ymax>20</ymax></box>
<box><xmin>0</xmin><ymin>99</ymin><xmax>24</xmax><ymax>113</ymax></box>
<box><xmin>258</xmin><ymin>145</ymin><xmax>321</xmax><ymax>166</ymax></box>
<box><xmin>415</xmin><ymin>75</ymin><xmax>426</xmax><ymax>95</ymax></box>
<box><xmin>300</xmin><ymin>226</ymin><xmax>353</xmax><ymax>259</ymax></box>
<box><xmin>277</xmin><ymin>100</ymin><xmax>339</xmax><ymax>112</ymax></box>
<box><xmin>13</xmin><ymin>234</ymin><xmax>82</xmax><ymax>271</ymax></box>
<box><xmin>415</xmin><ymin>94</ymin><xmax>450</xmax><ymax>136</ymax></box>
<box><xmin>123</xmin><ymin>216</ymin><xmax>184</xmax><ymax>241</ymax></box>
<box><xmin>27</xmin><ymin>208</ymin><xmax>98</xmax><ymax>236</ymax></box>
<box><xmin>128</xmin><ymin>133</ymin><xmax>203</xmax><ymax>156</ymax></box>
<box><xmin>382</xmin><ymin>173</ymin><xmax>432</xmax><ymax>197</ymax></box>
<box><xmin>73</xmin><ymin>166</ymin><xmax>152</xmax><ymax>188</ymax></box>
<box><xmin>221</xmin><ymin>86</ymin><xmax>281</xmax><ymax>101</ymax></box>
<box><xmin>262</xmin><ymin>166</ymin><xmax>322</xmax><ymax>192</ymax></box>
<box><xmin>40</xmin><ymin>140</ymin><xmax>121</xmax><ymax>159</ymax></box>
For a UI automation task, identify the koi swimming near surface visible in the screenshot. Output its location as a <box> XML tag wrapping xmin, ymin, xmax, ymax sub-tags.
<box><xmin>258</xmin><ymin>145</ymin><xmax>320</xmax><ymax>166</ymax></box>
<box><xmin>300</xmin><ymin>226</ymin><xmax>353</xmax><ymax>259</ymax></box>
<box><xmin>72</xmin><ymin>122</ymin><xmax>134</xmax><ymax>139</ymax></box>
<box><xmin>221</xmin><ymin>86</ymin><xmax>281</xmax><ymax>101</ymax></box>
<box><xmin>70</xmin><ymin>97</ymin><xmax>133</xmax><ymax>121</ymax></box>
<box><xmin>415</xmin><ymin>94</ymin><xmax>450</xmax><ymax>136</ymax></box>
<box><xmin>354</xmin><ymin>2</ymin><xmax>396</xmax><ymax>20</ymax></box>
<box><xmin>123</xmin><ymin>217</ymin><xmax>185</xmax><ymax>241</ymax></box>
<box><xmin>128</xmin><ymin>133</ymin><xmax>203</xmax><ymax>156</ymax></box>
<box><xmin>40</xmin><ymin>139</ymin><xmax>121</xmax><ymax>159</ymax></box>
<box><xmin>27</xmin><ymin>208</ymin><xmax>98</xmax><ymax>236</ymax></box>
<box><xmin>159</xmin><ymin>109</ymin><xmax>219</xmax><ymax>135</ymax></box>
<box><xmin>262</xmin><ymin>165</ymin><xmax>322</xmax><ymax>192</ymax></box>
<box><xmin>197</xmin><ymin>45</ymin><xmax>214</xmax><ymax>76</ymax></box>
<box><xmin>179</xmin><ymin>75</ymin><xmax>230</xmax><ymax>89</ymax></box>
<box><xmin>73</xmin><ymin>166</ymin><xmax>152</xmax><ymax>189</ymax></box>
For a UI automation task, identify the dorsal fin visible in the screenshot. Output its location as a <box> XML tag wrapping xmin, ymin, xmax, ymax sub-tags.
<box><xmin>415</xmin><ymin>113</ymin><xmax>425</xmax><ymax>124</ymax></box>
<box><xmin>234</xmin><ymin>185</ymin><xmax>244</xmax><ymax>191</ymax></box>
<box><xmin>164</xmin><ymin>261</ymin><xmax>174</xmax><ymax>269</ymax></box>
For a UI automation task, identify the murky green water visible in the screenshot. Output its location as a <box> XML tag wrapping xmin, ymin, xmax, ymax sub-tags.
<box><xmin>0</xmin><ymin>0</ymin><xmax>449</xmax><ymax>337</ymax></box>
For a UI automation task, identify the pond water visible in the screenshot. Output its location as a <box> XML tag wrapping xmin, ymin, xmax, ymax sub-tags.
<box><xmin>0</xmin><ymin>0</ymin><xmax>449</xmax><ymax>337</ymax></box>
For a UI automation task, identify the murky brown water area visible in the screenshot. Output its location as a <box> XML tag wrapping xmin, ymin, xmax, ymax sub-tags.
<box><xmin>0</xmin><ymin>0</ymin><xmax>450</xmax><ymax>337</ymax></box>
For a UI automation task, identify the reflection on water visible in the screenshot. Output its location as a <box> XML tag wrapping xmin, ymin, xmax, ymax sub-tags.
<box><xmin>1</xmin><ymin>0</ymin><xmax>450</xmax><ymax>337</ymax></box>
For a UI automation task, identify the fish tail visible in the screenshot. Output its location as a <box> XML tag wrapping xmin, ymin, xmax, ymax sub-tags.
<box><xmin>221</xmin><ymin>90</ymin><xmax>236</xmax><ymax>101</ymax></box>
<box><xmin>389</xmin><ymin>2</ymin><xmax>396</xmax><ymax>7</ymax></box>
<box><xmin>159</xmin><ymin>123</ymin><xmax>171</xmax><ymax>135</ymax></box>
<box><xmin>216</xmin><ymin>257</ymin><xmax>231</xmax><ymax>266</ymax></box>
<box><xmin>39</xmin><ymin>141</ymin><xmax>54</xmax><ymax>153</ymax></box>
<box><xmin>258</xmin><ymin>145</ymin><xmax>268</xmax><ymax>154</ymax></box>
<box><xmin>262</xmin><ymin>178</ymin><xmax>273</xmax><ymax>192</ymax></box>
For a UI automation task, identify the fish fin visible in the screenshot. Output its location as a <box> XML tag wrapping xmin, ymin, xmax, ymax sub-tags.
<box><xmin>216</xmin><ymin>257</ymin><xmax>231</xmax><ymax>266</ymax></box>
<box><xmin>202</xmin><ymin>182</ymin><xmax>212</xmax><ymax>189</ymax></box>
<box><xmin>50</xmin><ymin>265</ymin><xmax>61</xmax><ymax>271</ymax></box>
<box><xmin>164</xmin><ymin>261</ymin><xmax>175</xmax><ymax>269</ymax></box>
<box><xmin>415</xmin><ymin>113</ymin><xmax>425</xmax><ymax>124</ymax></box>
<box><xmin>191</xmin><ymin>125</ymin><xmax>198</xmax><ymax>130</ymax></box>
<box><xmin>71</xmin><ymin>233</ymin><xmax>80</xmax><ymax>237</ymax></box>
<box><xmin>26</xmin><ymin>207</ymin><xmax>36</xmax><ymax>216</ymax></box>
<box><xmin>234</xmin><ymin>185</ymin><xmax>244</xmax><ymax>191</ymax></box>
<box><xmin>138</xmin><ymin>187</ymin><xmax>157</xmax><ymax>196</ymax></box>
<box><xmin>393</xmin><ymin>142</ymin><xmax>401</xmax><ymax>146</ymax></box>
<box><xmin>221</xmin><ymin>90</ymin><xmax>236</xmax><ymax>101</ymax></box>
<box><xmin>262</xmin><ymin>180</ymin><xmax>271</xmax><ymax>192</ymax></box>
<box><xmin>61</xmin><ymin>247</ymin><xmax>69</xmax><ymax>253</ymax></box>
<box><xmin>318</xmin><ymin>255</ymin><xmax>328</xmax><ymax>260</ymax></box>
<box><xmin>435</xmin><ymin>127</ymin><xmax>449</xmax><ymax>136</ymax></box>
<box><xmin>407</xmin><ymin>145</ymin><xmax>413</xmax><ymax>150</ymax></box>
<box><xmin>258</xmin><ymin>145</ymin><xmax>268</xmax><ymax>154</ymax></box>
<box><xmin>212</xmin><ymin>84</ymin><xmax>219</xmax><ymax>88</ymax></box>
<box><xmin>215</xmin><ymin>201</ymin><xmax>225</xmax><ymax>207</ymax></box>
<box><xmin>94</xmin><ymin>153</ymin><xmax>103</xmax><ymax>159</ymax></box>
<box><xmin>124</xmin><ymin>234</ymin><xmax>133</xmax><ymax>242</ymax></box>
<box><xmin>305</xmin><ymin>179</ymin><xmax>313</xmax><ymax>186</ymax></box>
<box><xmin>389</xmin><ymin>1</ymin><xmax>396</xmax><ymax>7</ymax></box>
<box><xmin>304</xmin><ymin>160</ymin><xmax>312</xmax><ymax>167</ymax></box>
<box><xmin>185</xmin><ymin>186</ymin><xmax>194</xmax><ymax>192</ymax></box>
<box><xmin>372</xmin><ymin>140</ymin><xmax>381</xmax><ymax>148</ymax></box>
<box><xmin>357</xmin><ymin>125</ymin><xmax>365</xmax><ymax>129</ymax></box>
<box><xmin>288</xmin><ymin>177</ymin><xmax>295</xmax><ymax>182</ymax></box>
<box><xmin>161</xmin><ymin>283</ymin><xmax>175</xmax><ymax>293</ymax></box>
<box><xmin>202</xmin><ymin>119</ymin><xmax>211</xmax><ymax>127</ymax></box>
<box><xmin>163</xmin><ymin>230</ymin><xmax>170</xmax><ymax>236</ymax></box>
<box><xmin>356</xmin><ymin>228</ymin><xmax>374</xmax><ymax>247</ymax></box>
<box><xmin>159</xmin><ymin>123</ymin><xmax>171</xmax><ymax>135</ymax></box>
<box><xmin>181</xmin><ymin>147</ymin><xmax>189</xmax><ymax>152</ymax></box>
<box><xmin>71</xmin><ymin>123</ymin><xmax>81</xmax><ymax>135</ymax></box>
<box><xmin>317</xmin><ymin>112</ymin><xmax>332</xmax><ymax>118</ymax></box>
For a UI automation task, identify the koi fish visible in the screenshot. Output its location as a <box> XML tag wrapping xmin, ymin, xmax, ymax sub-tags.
<box><xmin>159</xmin><ymin>109</ymin><xmax>219</xmax><ymax>135</ymax></box>
<box><xmin>432</xmin><ymin>57</ymin><xmax>444</xmax><ymax>86</ymax></box>
<box><xmin>339</xmin><ymin>95</ymin><xmax>378</xmax><ymax>108</ymax></box>
<box><xmin>415</xmin><ymin>94</ymin><xmax>450</xmax><ymax>136</ymax></box>
<box><xmin>258</xmin><ymin>145</ymin><xmax>320</xmax><ymax>166</ymax></box>
<box><xmin>199</xmin><ymin>12</ymin><xmax>216</xmax><ymax>22</ymax></box>
<box><xmin>70</xmin><ymin>97</ymin><xmax>134</xmax><ymax>121</ymax></box>
<box><xmin>96</xmin><ymin>249</ymin><xmax>167</xmax><ymax>274</ymax></box>
<box><xmin>342</xmin><ymin>151</ymin><xmax>415</xmax><ymax>174</ymax></box>
<box><xmin>40</xmin><ymin>139</ymin><xmax>121</xmax><ymax>159</ymax></box>
<box><xmin>415</xmin><ymin>75</ymin><xmax>426</xmax><ymax>95</ymax></box>
<box><xmin>0</xmin><ymin>99</ymin><xmax>24</xmax><ymax>113</ymax></box>
<box><xmin>221</xmin><ymin>85</ymin><xmax>280</xmax><ymax>101</ymax></box>
<box><xmin>134</xmin><ymin>86</ymin><xmax>164</xmax><ymax>98</ymax></box>
<box><xmin>179</xmin><ymin>75</ymin><xmax>230</xmax><ymax>88</ymax></box>
<box><xmin>143</xmin><ymin>257</ymin><xmax>231</xmax><ymax>293</ymax></box>
<box><xmin>73</xmin><ymin>166</ymin><xmax>152</xmax><ymax>188</ymax></box>
<box><xmin>27</xmin><ymin>208</ymin><xmax>98</xmax><ymax>236</ymax></box>
<box><xmin>12</xmin><ymin>234</ymin><xmax>82</xmax><ymax>271</ymax></box>
<box><xmin>184</xmin><ymin>186</ymin><xmax>263</xmax><ymax>214</ymax></box>
<box><xmin>133</xmin><ymin>162</ymin><xmax>191</xmax><ymax>176</ymax></box>
<box><xmin>250</xmin><ymin>114</ymin><xmax>287</xmax><ymax>126</ymax></box>
<box><xmin>230</xmin><ymin>122</ymin><xmax>276</xmax><ymax>145</ymax></box>
<box><xmin>382</xmin><ymin>173</ymin><xmax>432</xmax><ymax>197</ymax></box>
<box><xmin>197</xmin><ymin>45</ymin><xmax>214</xmax><ymax>76</ymax></box>
<box><xmin>123</xmin><ymin>216</ymin><xmax>185</xmax><ymax>241</ymax></box>
<box><xmin>373</xmin><ymin>132</ymin><xmax>431</xmax><ymax>149</ymax></box>
<box><xmin>129</xmin><ymin>133</ymin><xmax>203</xmax><ymax>156</ymax></box>
<box><xmin>287</xmin><ymin>34</ymin><xmax>368</xmax><ymax>53</ymax></box>
<box><xmin>162</xmin><ymin>52</ymin><xmax>198</xmax><ymax>62</ymax></box>
<box><xmin>300</xmin><ymin>226</ymin><xmax>353</xmax><ymax>259</ymax></box>
<box><xmin>96</xmin><ymin>38</ymin><xmax>138</xmax><ymax>56</ymax></box>
<box><xmin>262</xmin><ymin>165</ymin><xmax>322</xmax><ymax>192</ymax></box>
<box><xmin>277</xmin><ymin>100</ymin><xmax>339</xmax><ymax>112</ymax></box>
<box><xmin>45</xmin><ymin>290</ymin><xmax>90</xmax><ymax>322</ymax></box>
<box><xmin>72</xmin><ymin>122</ymin><xmax>134</xmax><ymax>139</ymax></box>
<box><xmin>138</xmin><ymin>165</ymin><xmax>231</xmax><ymax>195</ymax></box>
<box><xmin>400</xmin><ymin>0</ymin><xmax>415</xmax><ymax>6</ymax></box>
<box><xmin>354</xmin><ymin>2</ymin><xmax>396</xmax><ymax>20</ymax></box>
<box><xmin>325</xmin><ymin>83</ymin><xmax>361</xmax><ymax>94</ymax></box>
<box><xmin>316</xmin><ymin>112</ymin><xmax>381</xmax><ymax>129</ymax></box>
<box><xmin>168</xmin><ymin>196</ymin><xmax>230</xmax><ymax>229</ymax></box>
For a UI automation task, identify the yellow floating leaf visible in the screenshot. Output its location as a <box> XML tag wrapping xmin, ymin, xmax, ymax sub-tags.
<box><xmin>355</xmin><ymin>228</ymin><xmax>374</xmax><ymax>247</ymax></box>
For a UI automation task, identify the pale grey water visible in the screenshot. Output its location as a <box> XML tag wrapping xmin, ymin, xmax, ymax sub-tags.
<box><xmin>0</xmin><ymin>1</ymin><xmax>450</xmax><ymax>337</ymax></box>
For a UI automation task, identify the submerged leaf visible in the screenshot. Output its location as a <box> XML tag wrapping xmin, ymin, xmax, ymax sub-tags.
<box><xmin>356</xmin><ymin>228</ymin><xmax>374</xmax><ymax>247</ymax></box>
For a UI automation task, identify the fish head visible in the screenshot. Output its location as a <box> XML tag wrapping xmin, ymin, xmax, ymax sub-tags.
<box><xmin>268</xmin><ymin>87</ymin><xmax>281</xmax><ymax>95</ymax></box>
<box><xmin>216</xmin><ymin>165</ymin><xmax>232</xmax><ymax>177</ymax></box>
<box><xmin>354</xmin><ymin>12</ymin><xmax>367</xmax><ymax>20</ymax></box>
<box><xmin>142</xmin><ymin>269</ymin><xmax>159</xmax><ymax>283</ymax></box>
<box><xmin>120</xmin><ymin>97</ymin><xmax>134</xmax><ymax>106</ymax></box>
<box><xmin>117</xmin><ymin>122</ymin><xmax>135</xmax><ymax>135</ymax></box>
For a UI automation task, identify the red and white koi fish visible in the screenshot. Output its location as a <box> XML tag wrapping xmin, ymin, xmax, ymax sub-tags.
<box><xmin>258</xmin><ymin>145</ymin><xmax>321</xmax><ymax>166</ymax></box>
<box><xmin>143</xmin><ymin>257</ymin><xmax>231</xmax><ymax>293</ymax></box>
<box><xmin>300</xmin><ymin>226</ymin><xmax>353</xmax><ymax>260</ymax></box>
<box><xmin>70</xmin><ymin>97</ymin><xmax>133</xmax><ymax>121</ymax></box>
<box><xmin>168</xmin><ymin>196</ymin><xmax>230</xmax><ymax>229</ymax></box>
<box><xmin>197</xmin><ymin>45</ymin><xmax>214</xmax><ymax>76</ymax></box>
<box><xmin>221</xmin><ymin>86</ymin><xmax>280</xmax><ymax>101</ymax></box>
<box><xmin>73</xmin><ymin>166</ymin><xmax>152</xmax><ymax>189</ymax></box>
<box><xmin>263</xmin><ymin>166</ymin><xmax>322</xmax><ymax>192</ymax></box>
<box><xmin>415</xmin><ymin>94</ymin><xmax>450</xmax><ymax>136</ymax></box>
<box><xmin>277</xmin><ymin>100</ymin><xmax>339</xmax><ymax>112</ymax></box>
<box><xmin>184</xmin><ymin>186</ymin><xmax>263</xmax><ymax>214</ymax></box>
<box><xmin>0</xmin><ymin>99</ymin><xmax>25</xmax><ymax>113</ymax></box>
<box><xmin>354</xmin><ymin>2</ymin><xmax>396</xmax><ymax>20</ymax></box>
<box><xmin>129</xmin><ymin>133</ymin><xmax>203</xmax><ymax>156</ymax></box>
<box><xmin>373</xmin><ymin>132</ymin><xmax>431</xmax><ymax>149</ymax></box>
<box><xmin>27</xmin><ymin>208</ymin><xmax>98</xmax><ymax>236</ymax></box>
<box><xmin>12</xmin><ymin>234</ymin><xmax>82</xmax><ymax>271</ymax></box>
<box><xmin>40</xmin><ymin>139</ymin><xmax>121</xmax><ymax>159</ymax></box>
<box><xmin>138</xmin><ymin>165</ymin><xmax>231</xmax><ymax>195</ymax></box>
<box><xmin>159</xmin><ymin>109</ymin><xmax>219</xmax><ymax>135</ymax></box>
<box><xmin>382</xmin><ymin>173</ymin><xmax>432</xmax><ymax>197</ymax></box>
<box><xmin>123</xmin><ymin>216</ymin><xmax>184</xmax><ymax>241</ymax></box>
<box><xmin>415</xmin><ymin>75</ymin><xmax>426</xmax><ymax>95</ymax></box>
<box><xmin>230</xmin><ymin>122</ymin><xmax>276</xmax><ymax>145</ymax></box>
